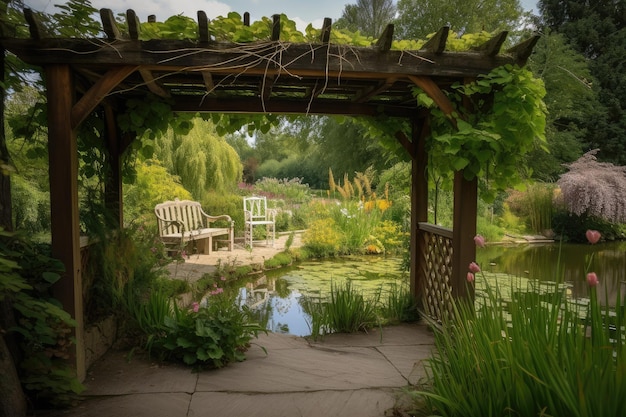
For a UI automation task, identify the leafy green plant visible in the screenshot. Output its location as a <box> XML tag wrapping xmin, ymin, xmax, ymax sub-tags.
<box><xmin>302</xmin><ymin>218</ymin><xmax>342</xmax><ymax>257</ymax></box>
<box><xmin>0</xmin><ymin>230</ymin><xmax>84</xmax><ymax>408</ymax></box>
<box><xmin>149</xmin><ymin>292</ymin><xmax>266</xmax><ymax>369</ymax></box>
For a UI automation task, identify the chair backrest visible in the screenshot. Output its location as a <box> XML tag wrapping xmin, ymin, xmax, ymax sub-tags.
<box><xmin>155</xmin><ymin>199</ymin><xmax>206</xmax><ymax>236</ymax></box>
<box><xmin>243</xmin><ymin>196</ymin><xmax>269</xmax><ymax>221</ymax></box>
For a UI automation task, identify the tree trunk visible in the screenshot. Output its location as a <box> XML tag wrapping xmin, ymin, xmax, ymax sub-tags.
<box><xmin>0</xmin><ymin>333</ymin><xmax>27</xmax><ymax>417</ymax></box>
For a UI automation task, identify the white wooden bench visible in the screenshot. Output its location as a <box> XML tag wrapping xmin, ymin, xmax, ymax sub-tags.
<box><xmin>154</xmin><ymin>199</ymin><xmax>234</xmax><ymax>255</ymax></box>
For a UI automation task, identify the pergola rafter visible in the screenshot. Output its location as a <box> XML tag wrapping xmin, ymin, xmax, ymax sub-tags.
<box><xmin>1</xmin><ymin>8</ymin><xmax>539</xmax><ymax>380</ymax></box>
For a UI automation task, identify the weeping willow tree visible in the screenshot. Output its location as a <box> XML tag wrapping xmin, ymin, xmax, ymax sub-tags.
<box><xmin>154</xmin><ymin>118</ymin><xmax>242</xmax><ymax>199</ymax></box>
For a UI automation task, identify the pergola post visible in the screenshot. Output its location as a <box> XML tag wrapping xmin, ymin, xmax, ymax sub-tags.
<box><xmin>46</xmin><ymin>65</ymin><xmax>86</xmax><ymax>380</ymax></box>
<box><xmin>411</xmin><ymin>117</ymin><xmax>429</xmax><ymax>302</ymax></box>
<box><xmin>103</xmin><ymin>104</ymin><xmax>123</xmax><ymax>228</ymax></box>
<box><xmin>451</xmin><ymin>171</ymin><xmax>477</xmax><ymax>300</ymax></box>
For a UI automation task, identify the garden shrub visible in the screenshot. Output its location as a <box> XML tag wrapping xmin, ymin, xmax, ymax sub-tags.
<box><xmin>0</xmin><ymin>230</ymin><xmax>84</xmax><ymax>409</ymax></box>
<box><xmin>552</xmin><ymin>210</ymin><xmax>624</xmax><ymax>242</ymax></box>
<box><xmin>302</xmin><ymin>218</ymin><xmax>342</xmax><ymax>257</ymax></box>
<box><xmin>149</xmin><ymin>292</ymin><xmax>265</xmax><ymax>369</ymax></box>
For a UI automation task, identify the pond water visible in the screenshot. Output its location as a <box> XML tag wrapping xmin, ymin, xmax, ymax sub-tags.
<box><xmin>238</xmin><ymin>256</ymin><xmax>406</xmax><ymax>337</ymax></box>
<box><xmin>476</xmin><ymin>241</ymin><xmax>626</xmax><ymax>300</ymax></box>
<box><xmin>238</xmin><ymin>241</ymin><xmax>626</xmax><ymax>336</ymax></box>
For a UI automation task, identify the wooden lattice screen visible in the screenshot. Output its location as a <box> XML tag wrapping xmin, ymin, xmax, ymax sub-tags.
<box><xmin>418</xmin><ymin>223</ymin><xmax>455</xmax><ymax>322</ymax></box>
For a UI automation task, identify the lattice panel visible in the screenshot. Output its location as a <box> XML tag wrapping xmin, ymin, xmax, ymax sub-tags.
<box><xmin>419</xmin><ymin>229</ymin><xmax>455</xmax><ymax>323</ymax></box>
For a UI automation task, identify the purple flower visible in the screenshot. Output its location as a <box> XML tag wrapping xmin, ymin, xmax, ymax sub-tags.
<box><xmin>587</xmin><ymin>272</ymin><xmax>599</xmax><ymax>287</ymax></box>
<box><xmin>469</xmin><ymin>262</ymin><xmax>481</xmax><ymax>273</ymax></box>
<box><xmin>473</xmin><ymin>235</ymin><xmax>486</xmax><ymax>248</ymax></box>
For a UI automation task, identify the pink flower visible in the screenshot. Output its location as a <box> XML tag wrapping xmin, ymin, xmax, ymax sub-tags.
<box><xmin>213</xmin><ymin>283</ymin><xmax>218</xmax><ymax>288</ymax></box>
<box><xmin>585</xmin><ymin>230</ymin><xmax>601</xmax><ymax>244</ymax></box>
<box><xmin>220</xmin><ymin>276</ymin><xmax>226</xmax><ymax>281</ymax></box>
<box><xmin>473</xmin><ymin>235</ymin><xmax>486</xmax><ymax>248</ymax></box>
<box><xmin>587</xmin><ymin>272</ymin><xmax>599</xmax><ymax>287</ymax></box>
<box><xmin>192</xmin><ymin>302</ymin><xmax>199</xmax><ymax>313</ymax></box>
<box><xmin>469</xmin><ymin>262</ymin><xmax>481</xmax><ymax>273</ymax></box>
<box><xmin>467</xmin><ymin>272</ymin><xmax>475</xmax><ymax>283</ymax></box>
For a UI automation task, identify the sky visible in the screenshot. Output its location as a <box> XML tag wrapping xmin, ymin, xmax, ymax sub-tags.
<box><xmin>24</xmin><ymin>0</ymin><xmax>540</xmax><ymax>33</ymax></box>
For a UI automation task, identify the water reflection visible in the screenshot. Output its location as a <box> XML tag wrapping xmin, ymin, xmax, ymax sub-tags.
<box><xmin>477</xmin><ymin>241</ymin><xmax>626</xmax><ymax>303</ymax></box>
<box><xmin>239</xmin><ymin>256</ymin><xmax>406</xmax><ymax>336</ymax></box>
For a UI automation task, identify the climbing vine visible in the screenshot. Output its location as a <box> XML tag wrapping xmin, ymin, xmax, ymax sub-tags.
<box><xmin>413</xmin><ymin>65</ymin><xmax>547</xmax><ymax>200</ymax></box>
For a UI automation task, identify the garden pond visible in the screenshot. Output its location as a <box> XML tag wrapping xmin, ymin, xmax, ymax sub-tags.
<box><xmin>236</xmin><ymin>241</ymin><xmax>626</xmax><ymax>336</ymax></box>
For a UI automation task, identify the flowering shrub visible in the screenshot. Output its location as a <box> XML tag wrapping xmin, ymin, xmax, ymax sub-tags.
<box><xmin>557</xmin><ymin>149</ymin><xmax>626</xmax><ymax>223</ymax></box>
<box><xmin>302</xmin><ymin>218</ymin><xmax>342</xmax><ymax>257</ymax></box>
<box><xmin>253</xmin><ymin>177</ymin><xmax>311</xmax><ymax>203</ymax></box>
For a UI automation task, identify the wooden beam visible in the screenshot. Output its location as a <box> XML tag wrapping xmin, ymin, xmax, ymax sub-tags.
<box><xmin>507</xmin><ymin>34</ymin><xmax>541</xmax><ymax>64</ymax></box>
<box><xmin>473</xmin><ymin>31</ymin><xmax>508</xmax><ymax>57</ymax></box>
<box><xmin>271</xmin><ymin>14</ymin><xmax>281</xmax><ymax>41</ymax></box>
<box><xmin>260</xmin><ymin>75</ymin><xmax>275</xmax><ymax>102</ymax></box>
<box><xmin>70</xmin><ymin>65</ymin><xmax>138</xmax><ymax>130</ymax></box>
<box><xmin>244</xmin><ymin>12</ymin><xmax>250</xmax><ymax>26</ymax></box>
<box><xmin>198</xmin><ymin>11</ymin><xmax>210</xmax><ymax>43</ymax></box>
<box><xmin>408</xmin><ymin>75</ymin><xmax>459</xmax><ymax>126</ymax></box>
<box><xmin>127</xmin><ymin>9</ymin><xmax>141</xmax><ymax>40</ymax></box>
<box><xmin>139</xmin><ymin>68</ymin><xmax>170</xmax><ymax>97</ymax></box>
<box><xmin>148</xmin><ymin>15</ymin><xmax>156</xmax><ymax>23</ymax></box>
<box><xmin>451</xmin><ymin>172</ymin><xmax>477</xmax><ymax>301</ymax></box>
<box><xmin>23</xmin><ymin>8</ymin><xmax>46</xmax><ymax>40</ymax></box>
<box><xmin>394</xmin><ymin>130</ymin><xmax>415</xmax><ymax>155</ymax></box>
<box><xmin>171</xmin><ymin>96</ymin><xmax>414</xmax><ymax>117</ymax></box>
<box><xmin>320</xmin><ymin>18</ymin><xmax>332</xmax><ymax>44</ymax></box>
<box><xmin>375</xmin><ymin>24</ymin><xmax>394</xmax><ymax>51</ymax></box>
<box><xmin>103</xmin><ymin>104</ymin><xmax>123</xmax><ymax>228</ymax></box>
<box><xmin>100</xmin><ymin>8</ymin><xmax>121</xmax><ymax>41</ymax></box>
<box><xmin>201</xmin><ymin>70</ymin><xmax>215</xmax><ymax>94</ymax></box>
<box><xmin>421</xmin><ymin>26</ymin><xmax>449</xmax><ymax>54</ymax></box>
<box><xmin>411</xmin><ymin>116</ymin><xmax>429</xmax><ymax>302</ymax></box>
<box><xmin>45</xmin><ymin>64</ymin><xmax>85</xmax><ymax>381</ymax></box>
<box><xmin>3</xmin><ymin>40</ymin><xmax>520</xmax><ymax>79</ymax></box>
<box><xmin>353</xmin><ymin>78</ymin><xmax>397</xmax><ymax>103</ymax></box>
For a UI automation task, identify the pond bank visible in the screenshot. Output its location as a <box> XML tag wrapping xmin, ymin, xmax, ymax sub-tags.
<box><xmin>166</xmin><ymin>232</ymin><xmax>304</xmax><ymax>283</ymax></box>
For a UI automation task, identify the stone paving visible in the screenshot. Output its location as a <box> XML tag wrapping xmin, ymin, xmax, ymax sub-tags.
<box><xmin>54</xmin><ymin>323</ymin><xmax>435</xmax><ymax>417</ymax></box>
<box><xmin>50</xmin><ymin>233</ymin><xmax>437</xmax><ymax>417</ymax></box>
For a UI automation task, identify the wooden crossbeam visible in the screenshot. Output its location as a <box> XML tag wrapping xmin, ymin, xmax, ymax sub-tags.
<box><xmin>272</xmin><ymin>14</ymin><xmax>281</xmax><ymax>41</ymax></box>
<box><xmin>71</xmin><ymin>66</ymin><xmax>138</xmax><ymax>129</ymax></box>
<box><xmin>508</xmin><ymin>34</ymin><xmax>541</xmax><ymax>63</ymax></box>
<box><xmin>198</xmin><ymin>11</ymin><xmax>210</xmax><ymax>43</ymax></box>
<box><xmin>375</xmin><ymin>24</ymin><xmax>394</xmax><ymax>51</ymax></box>
<box><xmin>321</xmin><ymin>18</ymin><xmax>332</xmax><ymax>44</ymax></box>
<box><xmin>408</xmin><ymin>74</ymin><xmax>459</xmax><ymax>128</ymax></box>
<box><xmin>139</xmin><ymin>68</ymin><xmax>170</xmax><ymax>97</ymax></box>
<box><xmin>24</xmin><ymin>8</ymin><xmax>46</xmax><ymax>40</ymax></box>
<box><xmin>127</xmin><ymin>9</ymin><xmax>140</xmax><ymax>40</ymax></box>
<box><xmin>202</xmin><ymin>71</ymin><xmax>215</xmax><ymax>94</ymax></box>
<box><xmin>473</xmin><ymin>31</ymin><xmax>508</xmax><ymax>57</ymax></box>
<box><xmin>100</xmin><ymin>8</ymin><xmax>121</xmax><ymax>41</ymax></box>
<box><xmin>421</xmin><ymin>26</ymin><xmax>449</xmax><ymax>54</ymax></box>
<box><xmin>353</xmin><ymin>78</ymin><xmax>397</xmax><ymax>103</ymax></box>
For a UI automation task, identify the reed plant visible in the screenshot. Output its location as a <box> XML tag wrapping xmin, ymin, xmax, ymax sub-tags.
<box><xmin>377</xmin><ymin>281</ymin><xmax>419</xmax><ymax>324</ymax></box>
<box><xmin>326</xmin><ymin>280</ymin><xmax>378</xmax><ymax>333</ymax></box>
<box><xmin>414</xmin><ymin>278</ymin><xmax>626</xmax><ymax>417</ymax></box>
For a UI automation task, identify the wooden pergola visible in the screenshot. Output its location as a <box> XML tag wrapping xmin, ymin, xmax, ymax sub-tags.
<box><xmin>1</xmin><ymin>9</ymin><xmax>538</xmax><ymax>379</ymax></box>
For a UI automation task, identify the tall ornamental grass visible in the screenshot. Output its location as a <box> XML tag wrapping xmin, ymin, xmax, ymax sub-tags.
<box><xmin>415</xmin><ymin>232</ymin><xmax>626</xmax><ymax>417</ymax></box>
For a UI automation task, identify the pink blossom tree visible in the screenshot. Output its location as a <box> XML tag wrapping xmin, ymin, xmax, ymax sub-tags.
<box><xmin>557</xmin><ymin>149</ymin><xmax>626</xmax><ymax>223</ymax></box>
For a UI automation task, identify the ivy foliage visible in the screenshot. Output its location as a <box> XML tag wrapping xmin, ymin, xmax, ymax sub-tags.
<box><xmin>415</xmin><ymin>65</ymin><xmax>547</xmax><ymax>201</ymax></box>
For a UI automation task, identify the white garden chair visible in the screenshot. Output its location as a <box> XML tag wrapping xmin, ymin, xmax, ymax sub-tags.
<box><xmin>243</xmin><ymin>196</ymin><xmax>276</xmax><ymax>248</ymax></box>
